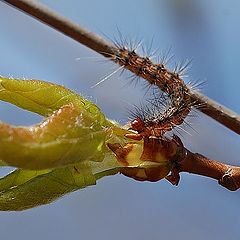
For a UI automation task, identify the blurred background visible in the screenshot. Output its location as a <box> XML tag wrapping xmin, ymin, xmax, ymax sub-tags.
<box><xmin>0</xmin><ymin>0</ymin><xmax>240</xmax><ymax>239</ymax></box>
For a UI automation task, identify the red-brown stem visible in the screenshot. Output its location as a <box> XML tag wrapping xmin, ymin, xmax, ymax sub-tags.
<box><xmin>178</xmin><ymin>149</ymin><xmax>240</xmax><ymax>191</ymax></box>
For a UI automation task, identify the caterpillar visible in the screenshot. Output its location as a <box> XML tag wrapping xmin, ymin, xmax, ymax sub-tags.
<box><xmin>103</xmin><ymin>37</ymin><xmax>196</xmax><ymax>139</ymax></box>
<box><xmin>100</xmin><ymin>34</ymin><xmax>201</xmax><ymax>185</ymax></box>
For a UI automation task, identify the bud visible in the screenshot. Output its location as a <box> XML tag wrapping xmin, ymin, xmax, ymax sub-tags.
<box><xmin>108</xmin><ymin>137</ymin><xmax>178</xmax><ymax>182</ymax></box>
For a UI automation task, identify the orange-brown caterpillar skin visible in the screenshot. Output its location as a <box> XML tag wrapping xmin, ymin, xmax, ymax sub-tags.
<box><xmin>110</xmin><ymin>47</ymin><xmax>193</xmax><ymax>137</ymax></box>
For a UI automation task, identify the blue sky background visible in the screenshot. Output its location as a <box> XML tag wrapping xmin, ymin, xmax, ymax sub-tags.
<box><xmin>0</xmin><ymin>0</ymin><xmax>240</xmax><ymax>239</ymax></box>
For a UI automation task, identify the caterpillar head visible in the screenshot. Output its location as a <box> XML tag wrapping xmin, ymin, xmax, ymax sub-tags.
<box><xmin>129</xmin><ymin>117</ymin><xmax>145</xmax><ymax>133</ymax></box>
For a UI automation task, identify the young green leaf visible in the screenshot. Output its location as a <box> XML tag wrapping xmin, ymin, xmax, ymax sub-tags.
<box><xmin>0</xmin><ymin>78</ymin><xmax>116</xmax><ymax>169</ymax></box>
<box><xmin>0</xmin><ymin>154</ymin><xmax>120</xmax><ymax>211</ymax></box>
<box><xmin>0</xmin><ymin>77</ymin><xmax>124</xmax><ymax>210</ymax></box>
<box><xmin>0</xmin><ymin>165</ymin><xmax>94</xmax><ymax>211</ymax></box>
<box><xmin>0</xmin><ymin>77</ymin><xmax>108</xmax><ymax>126</ymax></box>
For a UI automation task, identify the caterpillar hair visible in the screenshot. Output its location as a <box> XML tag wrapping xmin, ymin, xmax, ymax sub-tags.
<box><xmin>103</xmin><ymin>34</ymin><xmax>200</xmax><ymax>138</ymax></box>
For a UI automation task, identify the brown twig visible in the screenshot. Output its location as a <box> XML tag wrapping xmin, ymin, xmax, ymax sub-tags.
<box><xmin>159</xmin><ymin>135</ymin><xmax>240</xmax><ymax>191</ymax></box>
<box><xmin>177</xmin><ymin>147</ymin><xmax>240</xmax><ymax>191</ymax></box>
<box><xmin>1</xmin><ymin>0</ymin><xmax>240</xmax><ymax>135</ymax></box>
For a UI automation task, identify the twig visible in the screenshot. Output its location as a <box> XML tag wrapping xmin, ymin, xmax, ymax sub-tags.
<box><xmin>191</xmin><ymin>90</ymin><xmax>240</xmax><ymax>135</ymax></box>
<box><xmin>1</xmin><ymin>0</ymin><xmax>117</xmax><ymax>58</ymax></box>
<box><xmin>2</xmin><ymin>0</ymin><xmax>240</xmax><ymax>135</ymax></box>
<box><xmin>178</xmin><ymin>147</ymin><xmax>240</xmax><ymax>191</ymax></box>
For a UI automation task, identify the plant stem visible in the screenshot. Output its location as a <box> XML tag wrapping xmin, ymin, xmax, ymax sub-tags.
<box><xmin>178</xmin><ymin>147</ymin><xmax>240</xmax><ymax>191</ymax></box>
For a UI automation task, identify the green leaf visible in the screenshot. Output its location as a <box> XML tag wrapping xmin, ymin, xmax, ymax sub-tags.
<box><xmin>0</xmin><ymin>78</ymin><xmax>118</xmax><ymax>169</ymax></box>
<box><xmin>0</xmin><ymin>167</ymin><xmax>93</xmax><ymax>211</ymax></box>
<box><xmin>0</xmin><ymin>169</ymin><xmax>50</xmax><ymax>192</ymax></box>
<box><xmin>0</xmin><ymin>77</ymin><xmax>126</xmax><ymax>210</ymax></box>
<box><xmin>0</xmin><ymin>77</ymin><xmax>108</xmax><ymax>126</ymax></box>
<box><xmin>0</xmin><ymin>154</ymin><xmax>120</xmax><ymax>211</ymax></box>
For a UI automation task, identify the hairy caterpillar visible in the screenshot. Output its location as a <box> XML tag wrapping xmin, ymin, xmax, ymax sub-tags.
<box><xmin>103</xmin><ymin>35</ymin><xmax>201</xmax><ymax>184</ymax></box>
<box><xmin>102</xmin><ymin>36</ymin><xmax>198</xmax><ymax>139</ymax></box>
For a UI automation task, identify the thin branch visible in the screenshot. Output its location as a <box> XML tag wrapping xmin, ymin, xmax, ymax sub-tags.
<box><xmin>1</xmin><ymin>0</ymin><xmax>117</xmax><ymax>58</ymax></box>
<box><xmin>2</xmin><ymin>0</ymin><xmax>240</xmax><ymax>135</ymax></box>
<box><xmin>178</xmin><ymin>147</ymin><xmax>240</xmax><ymax>191</ymax></box>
